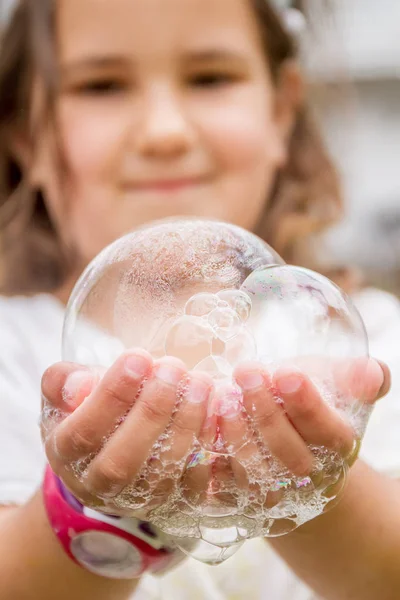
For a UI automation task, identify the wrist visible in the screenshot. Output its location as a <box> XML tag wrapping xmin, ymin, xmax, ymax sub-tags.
<box><xmin>42</xmin><ymin>466</ymin><xmax>182</xmax><ymax>579</ymax></box>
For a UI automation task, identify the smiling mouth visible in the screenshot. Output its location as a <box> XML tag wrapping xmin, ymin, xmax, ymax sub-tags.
<box><xmin>123</xmin><ymin>177</ymin><xmax>207</xmax><ymax>193</ymax></box>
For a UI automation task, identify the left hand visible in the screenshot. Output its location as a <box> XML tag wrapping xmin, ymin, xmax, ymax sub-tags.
<box><xmin>188</xmin><ymin>357</ymin><xmax>390</xmax><ymax>510</ymax></box>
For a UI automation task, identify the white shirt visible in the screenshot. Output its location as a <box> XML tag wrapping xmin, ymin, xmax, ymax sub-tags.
<box><xmin>0</xmin><ymin>288</ymin><xmax>400</xmax><ymax>599</ymax></box>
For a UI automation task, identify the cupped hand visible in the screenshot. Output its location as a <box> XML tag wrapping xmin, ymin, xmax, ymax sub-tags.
<box><xmin>211</xmin><ymin>357</ymin><xmax>389</xmax><ymax>505</ymax></box>
<box><xmin>41</xmin><ymin>350</ymin><xmax>213</xmax><ymax>515</ymax></box>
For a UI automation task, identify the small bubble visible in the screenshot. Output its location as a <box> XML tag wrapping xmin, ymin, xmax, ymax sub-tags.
<box><xmin>194</xmin><ymin>355</ymin><xmax>232</xmax><ymax>381</ymax></box>
<box><xmin>236</xmin><ymin>516</ymin><xmax>260</xmax><ymax>539</ymax></box>
<box><xmin>265</xmin><ymin>518</ymin><xmax>298</xmax><ymax>537</ymax></box>
<box><xmin>200</xmin><ymin>523</ymin><xmax>240</xmax><ymax>547</ymax></box>
<box><xmin>71</xmin><ymin>453</ymin><xmax>96</xmax><ymax>481</ymax></box>
<box><xmin>295</xmin><ymin>476</ymin><xmax>313</xmax><ymax>490</ymax></box>
<box><xmin>217</xmin><ymin>299</ymin><xmax>230</xmax><ymax>309</ymax></box>
<box><xmin>185</xmin><ymin>293</ymin><xmax>218</xmax><ymax>317</ymax></box>
<box><xmin>177</xmin><ymin>536</ymin><xmax>244</xmax><ymax>565</ymax></box>
<box><xmin>208</xmin><ymin>308</ymin><xmax>241</xmax><ymax>341</ymax></box>
<box><xmin>223</xmin><ymin>328</ymin><xmax>257</xmax><ymax>367</ymax></box>
<box><xmin>40</xmin><ymin>406</ymin><xmax>67</xmax><ymax>439</ymax></box>
<box><xmin>214</xmin><ymin>383</ymin><xmax>243</xmax><ymax>418</ymax></box>
<box><xmin>211</xmin><ymin>336</ymin><xmax>225</xmax><ymax>356</ymax></box>
<box><xmin>187</xmin><ymin>448</ymin><xmax>216</xmax><ymax>468</ymax></box>
<box><xmin>217</xmin><ymin>290</ymin><xmax>252</xmax><ymax>322</ymax></box>
<box><xmin>165</xmin><ymin>316</ymin><xmax>214</xmax><ymax>369</ymax></box>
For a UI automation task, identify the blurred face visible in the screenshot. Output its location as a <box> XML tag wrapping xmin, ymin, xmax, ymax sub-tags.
<box><xmin>31</xmin><ymin>0</ymin><xmax>296</xmax><ymax>265</ymax></box>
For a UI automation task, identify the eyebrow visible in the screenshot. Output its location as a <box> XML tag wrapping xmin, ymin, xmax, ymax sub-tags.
<box><xmin>60</xmin><ymin>56</ymin><xmax>132</xmax><ymax>76</ymax></box>
<box><xmin>61</xmin><ymin>48</ymin><xmax>247</xmax><ymax>73</ymax></box>
<box><xmin>183</xmin><ymin>49</ymin><xmax>248</xmax><ymax>62</ymax></box>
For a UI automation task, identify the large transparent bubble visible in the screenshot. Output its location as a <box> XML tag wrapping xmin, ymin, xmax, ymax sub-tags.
<box><xmin>62</xmin><ymin>219</ymin><xmax>370</xmax><ymax>564</ymax></box>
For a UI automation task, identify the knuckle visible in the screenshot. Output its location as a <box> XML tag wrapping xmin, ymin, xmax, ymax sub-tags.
<box><xmin>63</xmin><ymin>427</ymin><xmax>96</xmax><ymax>458</ymax></box>
<box><xmin>171</xmin><ymin>414</ymin><xmax>195</xmax><ymax>437</ymax></box>
<box><xmin>256</xmin><ymin>405</ymin><xmax>281</xmax><ymax>430</ymax></box>
<box><xmin>103</xmin><ymin>380</ymin><xmax>135</xmax><ymax>413</ymax></box>
<box><xmin>296</xmin><ymin>402</ymin><xmax>317</xmax><ymax>423</ymax></box>
<box><xmin>292</xmin><ymin>388</ymin><xmax>317</xmax><ymax>420</ymax></box>
<box><xmin>90</xmin><ymin>456</ymin><xmax>129</xmax><ymax>492</ymax></box>
<box><xmin>139</xmin><ymin>391</ymin><xmax>173</xmax><ymax>424</ymax></box>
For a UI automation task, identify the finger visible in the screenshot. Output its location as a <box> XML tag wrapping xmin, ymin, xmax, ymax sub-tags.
<box><xmin>41</xmin><ymin>362</ymin><xmax>97</xmax><ymax>443</ymax></box>
<box><xmin>207</xmin><ymin>386</ymin><xmax>244</xmax><ymax>503</ymax></box>
<box><xmin>146</xmin><ymin>373</ymin><xmax>212</xmax><ymax>498</ymax></box>
<box><xmin>152</xmin><ymin>372</ymin><xmax>212</xmax><ymax>467</ymax></box>
<box><xmin>333</xmin><ymin>357</ymin><xmax>385</xmax><ymax>405</ymax></box>
<box><xmin>217</xmin><ymin>384</ymin><xmax>249</xmax><ymax>455</ymax></box>
<box><xmin>41</xmin><ymin>362</ymin><xmax>95</xmax><ymax>411</ymax></box>
<box><xmin>181</xmin><ymin>407</ymin><xmax>218</xmax><ymax>506</ymax></box>
<box><xmin>48</xmin><ymin>350</ymin><xmax>153</xmax><ymax>463</ymax></box>
<box><xmin>235</xmin><ymin>365</ymin><xmax>315</xmax><ymax>477</ymax></box>
<box><xmin>375</xmin><ymin>360</ymin><xmax>391</xmax><ymax>400</ymax></box>
<box><xmin>217</xmin><ymin>383</ymin><xmax>260</xmax><ymax>490</ymax></box>
<box><xmin>294</xmin><ymin>356</ymin><xmax>385</xmax><ymax>405</ymax></box>
<box><xmin>217</xmin><ymin>382</ymin><xmax>285</xmax><ymax>511</ymax></box>
<box><xmin>84</xmin><ymin>357</ymin><xmax>187</xmax><ymax>498</ymax></box>
<box><xmin>274</xmin><ymin>367</ymin><xmax>355</xmax><ymax>456</ymax></box>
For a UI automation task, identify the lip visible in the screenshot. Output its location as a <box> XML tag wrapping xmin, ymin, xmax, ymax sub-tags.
<box><xmin>123</xmin><ymin>176</ymin><xmax>207</xmax><ymax>193</ymax></box>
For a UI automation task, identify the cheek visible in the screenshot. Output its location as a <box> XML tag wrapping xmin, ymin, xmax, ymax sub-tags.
<box><xmin>59</xmin><ymin>103</ymin><xmax>122</xmax><ymax>177</ymax></box>
<box><xmin>194</xmin><ymin>91</ymin><xmax>283</xmax><ymax>229</ymax></box>
<box><xmin>212</xmin><ymin>113</ymin><xmax>269</xmax><ymax>170</ymax></box>
<box><xmin>57</xmin><ymin>103</ymin><xmax>128</xmax><ymax>256</ymax></box>
<box><xmin>197</xmin><ymin>90</ymin><xmax>282</xmax><ymax>175</ymax></box>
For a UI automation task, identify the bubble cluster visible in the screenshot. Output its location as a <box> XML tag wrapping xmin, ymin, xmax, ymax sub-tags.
<box><xmin>164</xmin><ymin>289</ymin><xmax>255</xmax><ymax>385</ymax></box>
<box><xmin>61</xmin><ymin>219</ymin><xmax>371</xmax><ymax>565</ymax></box>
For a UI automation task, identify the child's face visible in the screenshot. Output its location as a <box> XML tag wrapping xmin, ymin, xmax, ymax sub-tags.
<box><xmin>32</xmin><ymin>0</ymin><xmax>297</xmax><ymax>264</ymax></box>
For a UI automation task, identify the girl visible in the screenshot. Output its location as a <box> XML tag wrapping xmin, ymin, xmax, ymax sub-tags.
<box><xmin>0</xmin><ymin>1</ymin><xmax>399</xmax><ymax>599</ymax></box>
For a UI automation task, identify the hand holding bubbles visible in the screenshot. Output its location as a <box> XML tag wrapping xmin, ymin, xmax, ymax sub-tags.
<box><xmin>42</xmin><ymin>219</ymin><xmax>383</xmax><ymax>565</ymax></box>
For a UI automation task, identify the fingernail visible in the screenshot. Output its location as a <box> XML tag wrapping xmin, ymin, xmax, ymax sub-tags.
<box><xmin>236</xmin><ymin>370</ymin><xmax>264</xmax><ymax>391</ymax></box>
<box><xmin>125</xmin><ymin>353</ymin><xmax>151</xmax><ymax>379</ymax></box>
<box><xmin>276</xmin><ymin>373</ymin><xmax>302</xmax><ymax>395</ymax></box>
<box><xmin>63</xmin><ymin>371</ymin><xmax>94</xmax><ymax>407</ymax></box>
<box><xmin>155</xmin><ymin>364</ymin><xmax>184</xmax><ymax>386</ymax></box>
<box><xmin>187</xmin><ymin>378</ymin><xmax>211</xmax><ymax>404</ymax></box>
<box><xmin>217</xmin><ymin>388</ymin><xmax>243</xmax><ymax>420</ymax></box>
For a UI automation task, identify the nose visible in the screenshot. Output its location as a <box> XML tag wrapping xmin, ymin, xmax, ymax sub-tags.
<box><xmin>136</xmin><ymin>84</ymin><xmax>194</xmax><ymax>159</ymax></box>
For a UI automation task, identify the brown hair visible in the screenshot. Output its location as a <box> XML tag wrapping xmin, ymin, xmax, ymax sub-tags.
<box><xmin>0</xmin><ymin>0</ymin><xmax>346</xmax><ymax>295</ymax></box>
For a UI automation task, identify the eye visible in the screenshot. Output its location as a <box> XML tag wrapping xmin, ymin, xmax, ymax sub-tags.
<box><xmin>75</xmin><ymin>78</ymin><xmax>128</xmax><ymax>95</ymax></box>
<box><xmin>188</xmin><ymin>71</ymin><xmax>239</xmax><ymax>88</ymax></box>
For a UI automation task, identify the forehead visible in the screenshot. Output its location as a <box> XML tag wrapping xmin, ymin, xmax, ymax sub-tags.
<box><xmin>57</xmin><ymin>0</ymin><xmax>264</xmax><ymax>61</ymax></box>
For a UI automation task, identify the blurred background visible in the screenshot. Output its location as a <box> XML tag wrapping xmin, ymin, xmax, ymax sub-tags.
<box><xmin>306</xmin><ymin>0</ymin><xmax>400</xmax><ymax>294</ymax></box>
<box><xmin>1</xmin><ymin>0</ymin><xmax>399</xmax><ymax>293</ymax></box>
<box><xmin>0</xmin><ymin>0</ymin><xmax>13</xmax><ymax>24</ymax></box>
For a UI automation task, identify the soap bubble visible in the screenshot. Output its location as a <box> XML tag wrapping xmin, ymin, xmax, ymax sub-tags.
<box><xmin>62</xmin><ymin>218</ymin><xmax>370</xmax><ymax>565</ymax></box>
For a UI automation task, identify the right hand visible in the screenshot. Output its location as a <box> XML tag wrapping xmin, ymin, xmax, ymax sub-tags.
<box><xmin>40</xmin><ymin>350</ymin><xmax>214</xmax><ymax>516</ymax></box>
